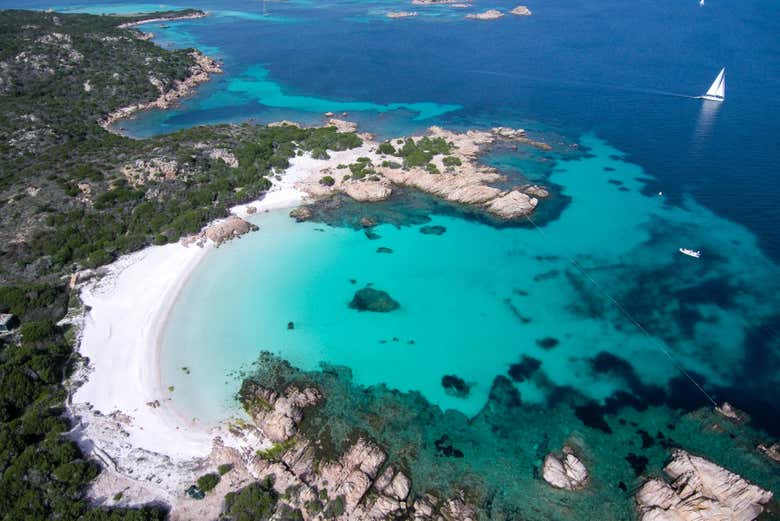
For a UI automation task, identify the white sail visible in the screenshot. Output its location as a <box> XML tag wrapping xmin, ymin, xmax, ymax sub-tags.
<box><xmin>704</xmin><ymin>68</ymin><xmax>726</xmax><ymax>100</ymax></box>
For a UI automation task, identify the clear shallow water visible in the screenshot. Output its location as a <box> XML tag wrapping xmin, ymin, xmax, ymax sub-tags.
<box><xmin>161</xmin><ymin>136</ymin><xmax>780</xmax><ymax>429</ymax></box>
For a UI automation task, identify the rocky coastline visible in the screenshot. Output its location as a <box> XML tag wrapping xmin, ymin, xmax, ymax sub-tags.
<box><xmin>98</xmin><ymin>49</ymin><xmax>222</xmax><ymax>132</ymax></box>
<box><xmin>293</xmin><ymin>124</ymin><xmax>553</xmax><ymax>221</ymax></box>
<box><xmin>116</xmin><ymin>10</ymin><xmax>209</xmax><ymax>30</ymax></box>
<box><xmin>635</xmin><ymin>449</ymin><xmax>773</xmax><ymax>521</ymax></box>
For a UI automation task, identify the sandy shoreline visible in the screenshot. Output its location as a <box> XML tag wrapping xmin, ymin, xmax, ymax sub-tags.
<box><xmin>66</xmin><ymin>146</ymin><xmax>356</xmax><ymax>511</ymax></box>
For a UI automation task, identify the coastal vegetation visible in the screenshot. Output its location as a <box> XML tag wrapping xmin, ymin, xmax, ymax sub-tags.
<box><xmin>0</xmin><ymin>10</ymin><xmax>361</xmax><ymax>284</ymax></box>
<box><xmin>0</xmin><ymin>283</ymin><xmax>166</xmax><ymax>520</ymax></box>
<box><xmin>392</xmin><ymin>136</ymin><xmax>452</xmax><ymax>169</ymax></box>
<box><xmin>221</xmin><ymin>477</ymin><xmax>279</xmax><ymax>521</ymax></box>
<box><xmin>256</xmin><ymin>438</ymin><xmax>296</xmax><ymax>461</ymax></box>
<box><xmin>196</xmin><ymin>472</ymin><xmax>220</xmax><ymax>493</ymax></box>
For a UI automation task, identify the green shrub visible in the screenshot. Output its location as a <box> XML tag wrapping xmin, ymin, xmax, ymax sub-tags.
<box><xmin>381</xmin><ymin>160</ymin><xmax>402</xmax><ymax>169</ymax></box>
<box><xmin>403</xmin><ymin>149</ymin><xmax>432</xmax><ymax>168</ymax></box>
<box><xmin>323</xmin><ymin>496</ymin><xmax>345</xmax><ymax>519</ymax></box>
<box><xmin>20</xmin><ymin>320</ymin><xmax>55</xmax><ymax>342</ymax></box>
<box><xmin>319</xmin><ymin>175</ymin><xmax>335</xmax><ymax>186</ymax></box>
<box><xmin>304</xmin><ymin>500</ymin><xmax>323</xmax><ymax>514</ymax></box>
<box><xmin>426</xmin><ymin>163</ymin><xmax>441</xmax><ymax>174</ymax></box>
<box><xmin>256</xmin><ymin>439</ymin><xmax>296</xmax><ymax>461</ymax></box>
<box><xmin>222</xmin><ymin>477</ymin><xmax>278</xmax><ymax>521</ymax></box>
<box><xmin>442</xmin><ymin>155</ymin><xmax>462</xmax><ymax>167</ymax></box>
<box><xmin>218</xmin><ymin>463</ymin><xmax>233</xmax><ymax>475</ymax></box>
<box><xmin>196</xmin><ymin>472</ymin><xmax>220</xmax><ymax>493</ymax></box>
<box><xmin>377</xmin><ymin>142</ymin><xmax>395</xmax><ymax>155</ymax></box>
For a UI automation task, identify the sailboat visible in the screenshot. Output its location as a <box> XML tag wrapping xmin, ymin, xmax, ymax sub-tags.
<box><xmin>699</xmin><ymin>0</ymin><xmax>704</xmax><ymax>6</ymax></box>
<box><xmin>699</xmin><ymin>68</ymin><xmax>726</xmax><ymax>102</ymax></box>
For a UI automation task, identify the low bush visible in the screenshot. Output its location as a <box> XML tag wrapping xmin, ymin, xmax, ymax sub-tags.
<box><xmin>196</xmin><ymin>473</ymin><xmax>220</xmax><ymax>493</ymax></box>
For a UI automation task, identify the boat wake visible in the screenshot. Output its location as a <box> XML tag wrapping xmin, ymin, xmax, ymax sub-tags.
<box><xmin>465</xmin><ymin>69</ymin><xmax>705</xmax><ymax>100</ymax></box>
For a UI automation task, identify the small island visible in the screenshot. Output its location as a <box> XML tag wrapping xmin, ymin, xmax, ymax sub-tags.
<box><xmin>386</xmin><ymin>11</ymin><xmax>418</xmax><ymax>18</ymax></box>
<box><xmin>466</xmin><ymin>9</ymin><xmax>505</xmax><ymax>20</ymax></box>
<box><xmin>510</xmin><ymin>5</ymin><xmax>533</xmax><ymax>16</ymax></box>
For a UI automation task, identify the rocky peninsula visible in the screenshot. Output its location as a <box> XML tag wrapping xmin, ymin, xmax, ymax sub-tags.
<box><xmin>292</xmin><ymin>123</ymin><xmax>552</xmax><ymax>221</ymax></box>
<box><xmin>116</xmin><ymin>10</ymin><xmax>209</xmax><ymax>29</ymax></box>
<box><xmin>99</xmin><ymin>50</ymin><xmax>222</xmax><ymax>131</ymax></box>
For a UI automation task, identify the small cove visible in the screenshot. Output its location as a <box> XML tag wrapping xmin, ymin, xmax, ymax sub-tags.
<box><xmin>161</xmin><ymin>135</ymin><xmax>780</xmax><ymax>436</ymax></box>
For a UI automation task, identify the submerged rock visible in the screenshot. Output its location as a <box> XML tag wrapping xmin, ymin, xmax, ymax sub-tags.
<box><xmin>289</xmin><ymin>206</ymin><xmax>312</xmax><ymax>222</ymax></box>
<box><xmin>757</xmin><ymin>442</ymin><xmax>780</xmax><ymax>463</ymax></box>
<box><xmin>508</xmin><ymin>355</ymin><xmax>541</xmax><ymax>382</ymax></box>
<box><xmin>542</xmin><ymin>446</ymin><xmax>589</xmax><ymax>490</ymax></box>
<box><xmin>420</xmin><ymin>225</ymin><xmax>446</xmax><ymax>235</ymax></box>
<box><xmin>715</xmin><ymin>401</ymin><xmax>750</xmax><ymax>424</ymax></box>
<box><xmin>376</xmin><ymin>246</ymin><xmax>393</xmax><ymax>254</ymax></box>
<box><xmin>536</xmin><ymin>337</ymin><xmax>560</xmax><ymax>350</ymax></box>
<box><xmin>636</xmin><ymin>449</ymin><xmax>773</xmax><ymax>521</ymax></box>
<box><xmin>441</xmin><ymin>374</ymin><xmax>471</xmax><ymax>398</ymax></box>
<box><xmin>360</xmin><ymin>216</ymin><xmax>377</xmax><ymax>228</ymax></box>
<box><xmin>349</xmin><ymin>287</ymin><xmax>400</xmax><ymax>312</ymax></box>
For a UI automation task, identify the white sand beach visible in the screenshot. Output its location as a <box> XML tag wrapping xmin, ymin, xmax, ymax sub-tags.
<box><xmin>66</xmin><ymin>145</ymin><xmax>377</xmax><ymax>509</ymax></box>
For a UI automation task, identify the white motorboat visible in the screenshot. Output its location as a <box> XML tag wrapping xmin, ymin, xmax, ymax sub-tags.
<box><xmin>679</xmin><ymin>248</ymin><xmax>701</xmax><ymax>258</ymax></box>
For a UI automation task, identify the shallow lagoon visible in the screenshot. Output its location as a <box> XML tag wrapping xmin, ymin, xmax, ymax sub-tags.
<box><xmin>161</xmin><ymin>135</ymin><xmax>780</xmax><ymax>434</ymax></box>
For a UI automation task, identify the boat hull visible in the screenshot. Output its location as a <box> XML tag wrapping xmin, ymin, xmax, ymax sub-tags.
<box><xmin>699</xmin><ymin>95</ymin><xmax>724</xmax><ymax>102</ymax></box>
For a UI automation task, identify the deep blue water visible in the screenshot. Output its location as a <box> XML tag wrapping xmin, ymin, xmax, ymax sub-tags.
<box><xmin>17</xmin><ymin>0</ymin><xmax>778</xmax><ymax>259</ymax></box>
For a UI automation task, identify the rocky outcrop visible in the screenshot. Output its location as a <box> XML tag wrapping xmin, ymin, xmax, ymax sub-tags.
<box><xmin>248</xmin><ymin>430</ymin><xmax>477</xmax><ymax>521</ymax></box>
<box><xmin>466</xmin><ymin>9</ymin><xmax>505</xmax><ymax>20</ymax></box>
<box><xmin>715</xmin><ymin>401</ymin><xmax>750</xmax><ymax>424</ymax></box>
<box><xmin>510</xmin><ymin>5</ymin><xmax>532</xmax><ymax>16</ymax></box>
<box><xmin>203</xmin><ymin>216</ymin><xmax>255</xmax><ymax>245</ymax></box>
<box><xmin>121</xmin><ymin>158</ymin><xmax>180</xmax><ymax>186</ymax></box>
<box><xmin>387</xmin><ymin>11</ymin><xmax>418</xmax><ymax>18</ymax></box>
<box><xmin>326</xmin><ymin>118</ymin><xmax>358</xmax><ymax>133</ymax></box>
<box><xmin>294</xmin><ymin>126</ymin><xmax>551</xmax><ymax>221</ymax></box>
<box><xmin>757</xmin><ymin>443</ymin><xmax>780</xmax><ymax>463</ymax></box>
<box><xmin>289</xmin><ymin>206</ymin><xmax>312</xmax><ymax>222</ymax></box>
<box><xmin>485</xmin><ymin>190</ymin><xmax>537</xmax><ymax>219</ymax></box>
<box><xmin>99</xmin><ymin>50</ymin><xmax>221</xmax><ymax>131</ymax></box>
<box><xmin>116</xmin><ymin>11</ymin><xmax>208</xmax><ymax>29</ymax></box>
<box><xmin>349</xmin><ymin>287</ymin><xmax>400</xmax><ymax>312</ymax></box>
<box><xmin>341</xmin><ymin>177</ymin><xmax>393</xmax><ymax>202</ymax></box>
<box><xmin>519</xmin><ymin>184</ymin><xmax>550</xmax><ymax>198</ymax></box>
<box><xmin>241</xmin><ymin>383</ymin><xmax>322</xmax><ymax>443</ymax></box>
<box><xmin>206</xmin><ymin>148</ymin><xmax>238</xmax><ymax>168</ymax></box>
<box><xmin>542</xmin><ymin>446</ymin><xmax>589</xmax><ymax>490</ymax></box>
<box><xmin>268</xmin><ymin>120</ymin><xmax>302</xmax><ymax>128</ymax></box>
<box><xmin>636</xmin><ymin>449</ymin><xmax>773</xmax><ymax>521</ymax></box>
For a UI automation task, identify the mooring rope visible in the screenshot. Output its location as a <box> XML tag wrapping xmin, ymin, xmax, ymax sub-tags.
<box><xmin>523</xmin><ymin>213</ymin><xmax>719</xmax><ymax>408</ymax></box>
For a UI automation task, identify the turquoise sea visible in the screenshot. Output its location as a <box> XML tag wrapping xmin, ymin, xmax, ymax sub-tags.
<box><xmin>6</xmin><ymin>0</ymin><xmax>779</xmax><ymax>515</ymax></box>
